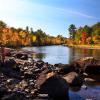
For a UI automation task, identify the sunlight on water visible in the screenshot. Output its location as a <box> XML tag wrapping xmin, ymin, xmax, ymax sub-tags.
<box><xmin>22</xmin><ymin>45</ymin><xmax>100</xmax><ymax>64</ymax></box>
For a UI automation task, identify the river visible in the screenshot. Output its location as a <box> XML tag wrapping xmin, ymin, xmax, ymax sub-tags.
<box><xmin>22</xmin><ymin>45</ymin><xmax>100</xmax><ymax>64</ymax></box>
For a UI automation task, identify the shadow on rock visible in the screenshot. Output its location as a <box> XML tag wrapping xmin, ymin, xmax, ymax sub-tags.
<box><xmin>39</xmin><ymin>75</ymin><xmax>69</xmax><ymax>100</ymax></box>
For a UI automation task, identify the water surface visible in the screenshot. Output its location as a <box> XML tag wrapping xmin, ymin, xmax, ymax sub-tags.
<box><xmin>22</xmin><ymin>45</ymin><xmax>100</xmax><ymax>64</ymax></box>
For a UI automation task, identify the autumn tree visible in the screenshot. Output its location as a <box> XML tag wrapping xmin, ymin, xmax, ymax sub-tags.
<box><xmin>26</xmin><ymin>26</ymin><xmax>29</xmax><ymax>32</ymax></box>
<box><xmin>82</xmin><ymin>32</ymin><xmax>87</xmax><ymax>44</ymax></box>
<box><xmin>0</xmin><ymin>20</ymin><xmax>7</xmax><ymax>31</ymax></box>
<box><xmin>83</xmin><ymin>25</ymin><xmax>92</xmax><ymax>37</ymax></box>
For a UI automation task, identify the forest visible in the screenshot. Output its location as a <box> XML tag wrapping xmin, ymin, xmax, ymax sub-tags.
<box><xmin>0</xmin><ymin>20</ymin><xmax>100</xmax><ymax>47</ymax></box>
<box><xmin>68</xmin><ymin>22</ymin><xmax>100</xmax><ymax>45</ymax></box>
<box><xmin>0</xmin><ymin>20</ymin><xmax>67</xmax><ymax>47</ymax></box>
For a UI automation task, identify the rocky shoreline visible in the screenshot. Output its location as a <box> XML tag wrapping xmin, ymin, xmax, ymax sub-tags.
<box><xmin>0</xmin><ymin>49</ymin><xmax>100</xmax><ymax>100</ymax></box>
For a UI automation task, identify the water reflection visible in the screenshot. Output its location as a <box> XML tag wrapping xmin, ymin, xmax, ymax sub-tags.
<box><xmin>69</xmin><ymin>47</ymin><xmax>100</xmax><ymax>63</ymax></box>
<box><xmin>22</xmin><ymin>46</ymin><xmax>100</xmax><ymax>64</ymax></box>
<box><xmin>32</xmin><ymin>53</ymin><xmax>46</xmax><ymax>60</ymax></box>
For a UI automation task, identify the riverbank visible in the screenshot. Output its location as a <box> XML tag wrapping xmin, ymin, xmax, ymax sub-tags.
<box><xmin>0</xmin><ymin>49</ymin><xmax>100</xmax><ymax>100</ymax></box>
<box><xmin>63</xmin><ymin>44</ymin><xmax>100</xmax><ymax>49</ymax></box>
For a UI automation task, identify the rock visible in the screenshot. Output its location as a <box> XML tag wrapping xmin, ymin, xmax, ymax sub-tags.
<box><xmin>7</xmin><ymin>79</ymin><xmax>13</xmax><ymax>83</ymax></box>
<box><xmin>84</xmin><ymin>78</ymin><xmax>95</xmax><ymax>82</ymax></box>
<box><xmin>75</xmin><ymin>57</ymin><xmax>100</xmax><ymax>68</ymax></box>
<box><xmin>24</xmin><ymin>73</ymin><xmax>36</xmax><ymax>79</ymax></box>
<box><xmin>81</xmin><ymin>84</ymin><xmax>87</xmax><ymax>90</ymax></box>
<box><xmin>0</xmin><ymin>87</ymin><xmax>8</xmax><ymax>98</ymax></box>
<box><xmin>4</xmin><ymin>59</ymin><xmax>16</xmax><ymax>68</ymax></box>
<box><xmin>85</xmin><ymin>65</ymin><xmax>100</xmax><ymax>75</ymax></box>
<box><xmin>14</xmin><ymin>53</ymin><xmax>28</xmax><ymax>60</ymax></box>
<box><xmin>2</xmin><ymin>67</ymin><xmax>21</xmax><ymax>79</ymax></box>
<box><xmin>15</xmin><ymin>80</ymin><xmax>28</xmax><ymax>91</ymax></box>
<box><xmin>24</xmin><ymin>67</ymin><xmax>28</xmax><ymax>70</ymax></box>
<box><xmin>36</xmin><ymin>62</ymin><xmax>44</xmax><ymax>69</ymax></box>
<box><xmin>3</xmin><ymin>59</ymin><xmax>20</xmax><ymax>72</ymax></box>
<box><xmin>39</xmin><ymin>75</ymin><xmax>69</xmax><ymax>100</ymax></box>
<box><xmin>35</xmin><ymin>73</ymin><xmax>47</xmax><ymax>89</ymax></box>
<box><xmin>20</xmin><ymin>55</ymin><xmax>28</xmax><ymax>60</ymax></box>
<box><xmin>19</xmin><ymin>80</ymin><xmax>28</xmax><ymax>87</ymax></box>
<box><xmin>25</xmin><ymin>88</ymin><xmax>29</xmax><ymax>93</ymax></box>
<box><xmin>1</xmin><ymin>59</ymin><xmax>22</xmax><ymax>79</ymax></box>
<box><xmin>1</xmin><ymin>92</ymin><xmax>27</xmax><ymax>100</ymax></box>
<box><xmin>32</xmin><ymin>69</ymin><xmax>42</xmax><ymax>74</ymax></box>
<box><xmin>57</xmin><ymin>64</ymin><xmax>80</xmax><ymax>75</ymax></box>
<box><xmin>63</xmin><ymin>72</ymin><xmax>83</xmax><ymax>86</ymax></box>
<box><xmin>35</xmin><ymin>69</ymin><xmax>55</xmax><ymax>90</ymax></box>
<box><xmin>6</xmin><ymin>78</ymin><xmax>20</xmax><ymax>85</ymax></box>
<box><xmin>46</xmin><ymin>71</ymin><xmax>55</xmax><ymax>79</ymax></box>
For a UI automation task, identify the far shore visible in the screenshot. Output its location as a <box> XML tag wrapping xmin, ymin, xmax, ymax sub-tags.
<box><xmin>63</xmin><ymin>44</ymin><xmax>100</xmax><ymax>49</ymax></box>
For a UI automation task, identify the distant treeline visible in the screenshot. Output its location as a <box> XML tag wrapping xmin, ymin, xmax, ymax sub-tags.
<box><xmin>0</xmin><ymin>20</ymin><xmax>99</xmax><ymax>47</ymax></box>
<box><xmin>68</xmin><ymin>22</ymin><xmax>100</xmax><ymax>45</ymax></box>
<box><xmin>0</xmin><ymin>20</ymin><xmax>67</xmax><ymax>47</ymax></box>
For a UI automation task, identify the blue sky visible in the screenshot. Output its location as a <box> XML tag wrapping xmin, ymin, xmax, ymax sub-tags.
<box><xmin>0</xmin><ymin>0</ymin><xmax>100</xmax><ymax>37</ymax></box>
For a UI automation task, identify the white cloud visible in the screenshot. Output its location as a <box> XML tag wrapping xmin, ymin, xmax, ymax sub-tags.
<box><xmin>54</xmin><ymin>7</ymin><xmax>99</xmax><ymax>20</ymax></box>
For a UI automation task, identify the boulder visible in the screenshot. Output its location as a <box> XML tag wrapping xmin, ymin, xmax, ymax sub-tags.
<box><xmin>63</xmin><ymin>72</ymin><xmax>83</xmax><ymax>86</ymax></box>
<box><xmin>57</xmin><ymin>64</ymin><xmax>80</xmax><ymax>75</ymax></box>
<box><xmin>85</xmin><ymin>65</ymin><xmax>100</xmax><ymax>75</ymax></box>
<box><xmin>75</xmin><ymin>57</ymin><xmax>100</xmax><ymax>68</ymax></box>
<box><xmin>2</xmin><ymin>59</ymin><xmax>21</xmax><ymax>79</ymax></box>
<box><xmin>4</xmin><ymin>59</ymin><xmax>16</xmax><ymax>68</ymax></box>
<box><xmin>39</xmin><ymin>75</ymin><xmax>69</xmax><ymax>100</ymax></box>
<box><xmin>14</xmin><ymin>53</ymin><xmax>28</xmax><ymax>60</ymax></box>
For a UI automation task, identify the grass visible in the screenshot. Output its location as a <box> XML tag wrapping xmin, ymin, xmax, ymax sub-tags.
<box><xmin>63</xmin><ymin>44</ymin><xmax>100</xmax><ymax>49</ymax></box>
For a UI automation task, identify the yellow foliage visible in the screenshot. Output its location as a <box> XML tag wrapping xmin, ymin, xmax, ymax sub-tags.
<box><xmin>32</xmin><ymin>35</ymin><xmax>36</xmax><ymax>42</ymax></box>
<box><xmin>19</xmin><ymin>31</ymin><xmax>27</xmax><ymax>38</ymax></box>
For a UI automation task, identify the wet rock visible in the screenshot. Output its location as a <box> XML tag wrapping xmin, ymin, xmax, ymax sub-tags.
<box><xmin>39</xmin><ymin>75</ymin><xmax>69</xmax><ymax>100</ymax></box>
<box><xmin>63</xmin><ymin>72</ymin><xmax>83</xmax><ymax>86</ymax></box>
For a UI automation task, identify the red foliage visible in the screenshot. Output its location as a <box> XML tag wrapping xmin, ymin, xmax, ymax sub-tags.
<box><xmin>82</xmin><ymin>32</ymin><xmax>87</xmax><ymax>44</ymax></box>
